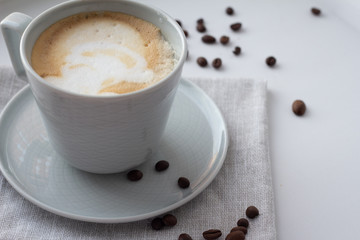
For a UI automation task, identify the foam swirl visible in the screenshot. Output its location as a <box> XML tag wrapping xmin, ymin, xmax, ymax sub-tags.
<box><xmin>31</xmin><ymin>11</ymin><xmax>176</xmax><ymax>95</ymax></box>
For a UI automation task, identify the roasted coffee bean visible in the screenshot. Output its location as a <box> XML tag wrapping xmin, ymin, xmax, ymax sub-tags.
<box><xmin>236</xmin><ymin>218</ymin><xmax>249</xmax><ymax>228</ymax></box>
<box><xmin>220</xmin><ymin>36</ymin><xmax>229</xmax><ymax>45</ymax></box>
<box><xmin>203</xmin><ymin>229</ymin><xmax>222</xmax><ymax>240</ymax></box>
<box><xmin>246</xmin><ymin>206</ymin><xmax>259</xmax><ymax>219</ymax></box>
<box><xmin>179</xmin><ymin>233</ymin><xmax>193</xmax><ymax>240</ymax></box>
<box><xmin>230</xmin><ymin>23</ymin><xmax>242</xmax><ymax>31</ymax></box>
<box><xmin>127</xmin><ymin>169</ymin><xmax>143</xmax><ymax>181</ymax></box>
<box><xmin>202</xmin><ymin>35</ymin><xmax>216</xmax><ymax>44</ymax></box>
<box><xmin>226</xmin><ymin>7</ymin><xmax>234</xmax><ymax>15</ymax></box>
<box><xmin>155</xmin><ymin>160</ymin><xmax>169</xmax><ymax>172</ymax></box>
<box><xmin>183</xmin><ymin>30</ymin><xmax>189</xmax><ymax>37</ymax></box>
<box><xmin>151</xmin><ymin>217</ymin><xmax>164</xmax><ymax>230</ymax></box>
<box><xmin>212</xmin><ymin>58</ymin><xmax>222</xmax><ymax>69</ymax></box>
<box><xmin>266</xmin><ymin>56</ymin><xmax>276</xmax><ymax>67</ymax></box>
<box><xmin>311</xmin><ymin>7</ymin><xmax>321</xmax><ymax>16</ymax></box>
<box><xmin>162</xmin><ymin>214</ymin><xmax>177</xmax><ymax>226</ymax></box>
<box><xmin>225</xmin><ymin>231</ymin><xmax>245</xmax><ymax>240</ymax></box>
<box><xmin>178</xmin><ymin>177</ymin><xmax>190</xmax><ymax>188</ymax></box>
<box><xmin>176</xmin><ymin>19</ymin><xmax>182</xmax><ymax>27</ymax></box>
<box><xmin>197</xmin><ymin>57</ymin><xmax>208</xmax><ymax>67</ymax></box>
<box><xmin>292</xmin><ymin>100</ymin><xmax>306</xmax><ymax>116</ymax></box>
<box><xmin>197</xmin><ymin>18</ymin><xmax>204</xmax><ymax>24</ymax></box>
<box><xmin>233</xmin><ymin>46</ymin><xmax>241</xmax><ymax>55</ymax></box>
<box><xmin>230</xmin><ymin>226</ymin><xmax>247</xmax><ymax>234</ymax></box>
<box><xmin>197</xmin><ymin>24</ymin><xmax>206</xmax><ymax>33</ymax></box>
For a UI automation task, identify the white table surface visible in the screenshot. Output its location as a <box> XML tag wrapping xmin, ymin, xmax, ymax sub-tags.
<box><xmin>1</xmin><ymin>0</ymin><xmax>360</xmax><ymax>239</ymax></box>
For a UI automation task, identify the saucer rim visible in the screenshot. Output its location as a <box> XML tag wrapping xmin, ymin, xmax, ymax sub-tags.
<box><xmin>0</xmin><ymin>78</ymin><xmax>229</xmax><ymax>223</ymax></box>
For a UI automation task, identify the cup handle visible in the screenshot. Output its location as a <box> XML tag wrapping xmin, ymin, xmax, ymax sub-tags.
<box><xmin>1</xmin><ymin>12</ymin><xmax>33</xmax><ymax>81</ymax></box>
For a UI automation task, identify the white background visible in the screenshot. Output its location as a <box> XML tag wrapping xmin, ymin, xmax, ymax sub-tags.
<box><xmin>1</xmin><ymin>0</ymin><xmax>360</xmax><ymax>239</ymax></box>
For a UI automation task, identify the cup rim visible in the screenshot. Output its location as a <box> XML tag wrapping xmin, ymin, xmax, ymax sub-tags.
<box><xmin>20</xmin><ymin>0</ymin><xmax>187</xmax><ymax>99</ymax></box>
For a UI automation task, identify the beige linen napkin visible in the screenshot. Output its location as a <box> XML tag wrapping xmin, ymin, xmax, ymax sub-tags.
<box><xmin>0</xmin><ymin>66</ymin><xmax>276</xmax><ymax>240</ymax></box>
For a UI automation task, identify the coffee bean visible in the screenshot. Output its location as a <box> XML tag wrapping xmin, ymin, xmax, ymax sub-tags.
<box><xmin>233</xmin><ymin>46</ymin><xmax>241</xmax><ymax>55</ymax></box>
<box><xmin>226</xmin><ymin>7</ymin><xmax>234</xmax><ymax>15</ymax></box>
<box><xmin>230</xmin><ymin>23</ymin><xmax>242</xmax><ymax>31</ymax></box>
<box><xmin>151</xmin><ymin>217</ymin><xmax>164</xmax><ymax>230</ymax></box>
<box><xmin>127</xmin><ymin>169</ymin><xmax>143</xmax><ymax>181</ymax></box>
<box><xmin>311</xmin><ymin>7</ymin><xmax>321</xmax><ymax>16</ymax></box>
<box><xmin>155</xmin><ymin>160</ymin><xmax>169</xmax><ymax>172</ymax></box>
<box><xmin>266</xmin><ymin>56</ymin><xmax>276</xmax><ymax>67</ymax></box>
<box><xmin>246</xmin><ymin>206</ymin><xmax>259</xmax><ymax>219</ymax></box>
<box><xmin>203</xmin><ymin>229</ymin><xmax>222</xmax><ymax>240</ymax></box>
<box><xmin>176</xmin><ymin>19</ymin><xmax>182</xmax><ymax>27</ymax></box>
<box><xmin>202</xmin><ymin>35</ymin><xmax>216</xmax><ymax>44</ymax></box>
<box><xmin>179</xmin><ymin>233</ymin><xmax>193</xmax><ymax>240</ymax></box>
<box><xmin>220</xmin><ymin>36</ymin><xmax>229</xmax><ymax>45</ymax></box>
<box><xmin>236</xmin><ymin>218</ymin><xmax>249</xmax><ymax>228</ymax></box>
<box><xmin>225</xmin><ymin>231</ymin><xmax>245</xmax><ymax>240</ymax></box>
<box><xmin>197</xmin><ymin>57</ymin><xmax>208</xmax><ymax>67</ymax></box>
<box><xmin>162</xmin><ymin>214</ymin><xmax>177</xmax><ymax>226</ymax></box>
<box><xmin>292</xmin><ymin>100</ymin><xmax>306</xmax><ymax>116</ymax></box>
<box><xmin>197</xmin><ymin>18</ymin><xmax>204</xmax><ymax>24</ymax></box>
<box><xmin>183</xmin><ymin>30</ymin><xmax>189</xmax><ymax>38</ymax></box>
<box><xmin>178</xmin><ymin>177</ymin><xmax>190</xmax><ymax>188</ymax></box>
<box><xmin>197</xmin><ymin>24</ymin><xmax>206</xmax><ymax>33</ymax></box>
<box><xmin>230</xmin><ymin>226</ymin><xmax>247</xmax><ymax>235</ymax></box>
<box><xmin>212</xmin><ymin>58</ymin><xmax>222</xmax><ymax>69</ymax></box>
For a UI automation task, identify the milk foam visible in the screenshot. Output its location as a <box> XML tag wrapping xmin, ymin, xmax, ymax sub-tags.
<box><xmin>46</xmin><ymin>42</ymin><xmax>154</xmax><ymax>95</ymax></box>
<box><xmin>31</xmin><ymin>11</ymin><xmax>176</xmax><ymax>95</ymax></box>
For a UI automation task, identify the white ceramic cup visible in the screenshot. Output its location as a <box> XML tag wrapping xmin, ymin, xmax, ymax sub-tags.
<box><xmin>1</xmin><ymin>0</ymin><xmax>187</xmax><ymax>173</ymax></box>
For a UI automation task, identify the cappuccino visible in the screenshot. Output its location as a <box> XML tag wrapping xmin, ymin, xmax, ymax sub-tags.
<box><xmin>31</xmin><ymin>11</ymin><xmax>177</xmax><ymax>95</ymax></box>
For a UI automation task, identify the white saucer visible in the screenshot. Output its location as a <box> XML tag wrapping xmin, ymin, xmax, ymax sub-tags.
<box><xmin>0</xmin><ymin>79</ymin><xmax>228</xmax><ymax>223</ymax></box>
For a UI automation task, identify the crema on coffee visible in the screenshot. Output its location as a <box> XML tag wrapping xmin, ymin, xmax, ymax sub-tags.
<box><xmin>31</xmin><ymin>11</ymin><xmax>177</xmax><ymax>95</ymax></box>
